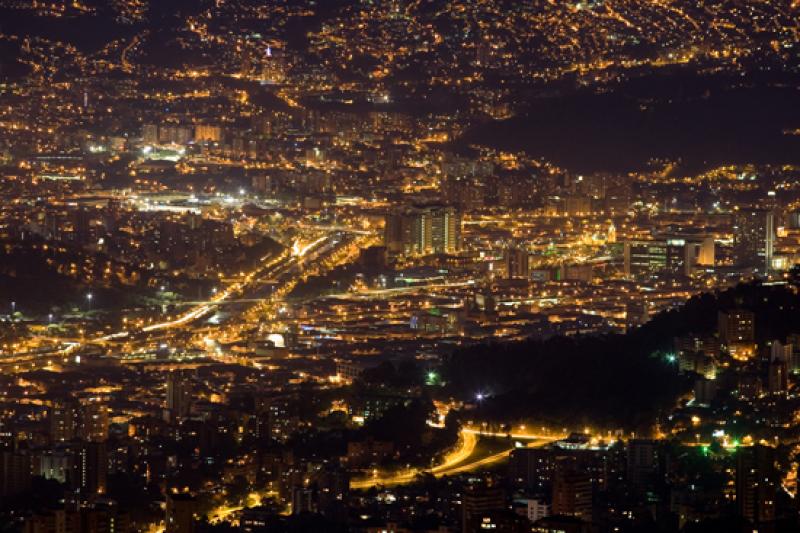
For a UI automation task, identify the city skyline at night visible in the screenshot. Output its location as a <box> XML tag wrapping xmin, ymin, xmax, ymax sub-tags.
<box><xmin>1</xmin><ymin>1</ymin><xmax>800</xmax><ymax>532</ymax></box>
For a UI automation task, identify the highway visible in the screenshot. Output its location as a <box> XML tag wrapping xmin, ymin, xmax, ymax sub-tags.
<box><xmin>0</xmin><ymin>231</ymin><xmax>364</xmax><ymax>372</ymax></box>
<box><xmin>350</xmin><ymin>429</ymin><xmax>558</xmax><ymax>489</ymax></box>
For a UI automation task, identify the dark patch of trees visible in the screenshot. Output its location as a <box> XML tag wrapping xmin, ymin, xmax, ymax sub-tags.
<box><xmin>442</xmin><ymin>282</ymin><xmax>800</xmax><ymax>431</ymax></box>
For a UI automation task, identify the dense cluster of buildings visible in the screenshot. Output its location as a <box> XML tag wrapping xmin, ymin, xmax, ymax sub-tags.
<box><xmin>1</xmin><ymin>0</ymin><xmax>800</xmax><ymax>532</ymax></box>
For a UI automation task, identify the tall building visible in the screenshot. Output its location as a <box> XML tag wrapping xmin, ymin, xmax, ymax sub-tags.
<box><xmin>83</xmin><ymin>499</ymin><xmax>131</xmax><ymax>533</ymax></box>
<box><xmin>461</xmin><ymin>481</ymin><xmax>506</xmax><ymax>533</ymax></box>
<box><xmin>626</xmin><ymin>439</ymin><xmax>661</xmax><ymax>490</ymax></box>
<box><xmin>551</xmin><ymin>457</ymin><xmax>592</xmax><ymax>521</ymax></box>
<box><xmin>508</xmin><ymin>447</ymin><xmax>553</xmax><ymax>491</ymax></box>
<box><xmin>194</xmin><ymin>125</ymin><xmax>222</xmax><ymax>143</ymax></box>
<box><xmin>733</xmin><ymin>209</ymin><xmax>774</xmax><ymax>271</ymax></box>
<box><xmin>772</xmin><ymin>339</ymin><xmax>798</xmax><ymax>372</ymax></box>
<box><xmin>166</xmin><ymin>373</ymin><xmax>192</xmax><ymax>421</ymax></box>
<box><xmin>624</xmin><ymin>240</ymin><xmax>666</xmax><ymax>278</ymax></box>
<box><xmin>505</xmin><ymin>247</ymin><xmax>530</xmax><ymax>279</ymax></box>
<box><xmin>142</xmin><ymin>124</ymin><xmax>159</xmax><ymax>145</ymax></box>
<box><xmin>496</xmin><ymin>175</ymin><xmax>537</xmax><ymax>208</ymax></box>
<box><xmin>771</xmin><ymin>340</ymin><xmax>793</xmax><ymax>363</ymax></box>
<box><xmin>39</xmin><ymin>450</ymin><xmax>75</xmax><ymax>484</ymax></box>
<box><xmin>51</xmin><ymin>398</ymin><xmax>80</xmax><ymax>443</ymax></box>
<box><xmin>261</xmin><ymin>45</ymin><xmax>286</xmax><ymax>85</ymax></box>
<box><xmin>718</xmin><ymin>310</ymin><xmax>755</xmax><ymax>352</ymax></box>
<box><xmin>768</xmin><ymin>359</ymin><xmax>788</xmax><ymax>395</ymax></box>
<box><xmin>78</xmin><ymin>442</ymin><xmax>107</xmax><ymax>495</ymax></box>
<box><xmin>384</xmin><ymin>205</ymin><xmax>461</xmax><ymax>256</ymax></box>
<box><xmin>788</xmin><ymin>210</ymin><xmax>800</xmax><ymax>230</ymax></box>
<box><xmin>736</xmin><ymin>445</ymin><xmax>777</xmax><ymax>525</ymax></box>
<box><xmin>166</xmin><ymin>494</ymin><xmax>198</xmax><ymax>533</ymax></box>
<box><xmin>526</xmin><ymin>498</ymin><xmax>551</xmax><ymax>523</ymax></box>
<box><xmin>0</xmin><ymin>450</ymin><xmax>32</xmax><ymax>498</ymax></box>
<box><xmin>441</xmin><ymin>175</ymin><xmax>483</xmax><ymax>210</ymax></box>
<box><xmin>625</xmin><ymin>300</ymin><xmax>650</xmax><ymax>330</ymax></box>
<box><xmin>564</xmin><ymin>195</ymin><xmax>592</xmax><ymax>216</ymax></box>
<box><xmin>81</xmin><ymin>400</ymin><xmax>109</xmax><ymax>443</ymax></box>
<box><xmin>768</xmin><ymin>340</ymin><xmax>791</xmax><ymax>394</ymax></box>
<box><xmin>624</xmin><ymin>237</ymin><xmax>713</xmax><ymax>278</ymax></box>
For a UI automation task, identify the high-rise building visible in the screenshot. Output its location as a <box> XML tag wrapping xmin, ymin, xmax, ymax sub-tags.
<box><xmin>441</xmin><ymin>175</ymin><xmax>483</xmax><ymax>211</ymax></box>
<box><xmin>771</xmin><ymin>340</ymin><xmax>793</xmax><ymax>363</ymax></box>
<box><xmin>142</xmin><ymin>124</ymin><xmax>159</xmax><ymax>145</ymax></box>
<box><xmin>83</xmin><ymin>499</ymin><xmax>131</xmax><ymax>533</ymax></box>
<box><xmin>505</xmin><ymin>247</ymin><xmax>530</xmax><ymax>279</ymax></box>
<box><xmin>623</xmin><ymin>240</ymin><xmax>666</xmax><ymax>278</ymax></box>
<box><xmin>625</xmin><ymin>300</ymin><xmax>650</xmax><ymax>330</ymax></box>
<box><xmin>768</xmin><ymin>359</ymin><xmax>788</xmax><ymax>395</ymax></box>
<box><xmin>788</xmin><ymin>210</ymin><xmax>800</xmax><ymax>230</ymax></box>
<box><xmin>718</xmin><ymin>310</ymin><xmax>755</xmax><ymax>349</ymax></box>
<box><xmin>736</xmin><ymin>445</ymin><xmax>777</xmax><ymax>525</ymax></box>
<box><xmin>769</xmin><ymin>339</ymin><xmax>791</xmax><ymax>394</ymax></box>
<box><xmin>564</xmin><ymin>195</ymin><xmax>592</xmax><ymax>216</ymax></box>
<box><xmin>194</xmin><ymin>125</ymin><xmax>222</xmax><ymax>143</ymax></box>
<box><xmin>624</xmin><ymin>237</ymin><xmax>714</xmax><ymax>278</ymax></box>
<box><xmin>78</xmin><ymin>442</ymin><xmax>107</xmax><ymax>495</ymax></box>
<box><xmin>39</xmin><ymin>450</ymin><xmax>75</xmax><ymax>484</ymax></box>
<box><xmin>461</xmin><ymin>481</ymin><xmax>506</xmax><ymax>533</ymax></box>
<box><xmin>496</xmin><ymin>176</ymin><xmax>537</xmax><ymax>209</ymax></box>
<box><xmin>0</xmin><ymin>450</ymin><xmax>32</xmax><ymax>498</ymax></box>
<box><xmin>81</xmin><ymin>400</ymin><xmax>109</xmax><ymax>443</ymax></box>
<box><xmin>23</xmin><ymin>509</ymin><xmax>72</xmax><ymax>533</ymax></box>
<box><xmin>51</xmin><ymin>398</ymin><xmax>80</xmax><ymax>443</ymax></box>
<box><xmin>733</xmin><ymin>209</ymin><xmax>774</xmax><ymax>271</ymax></box>
<box><xmin>384</xmin><ymin>205</ymin><xmax>461</xmax><ymax>256</ymax></box>
<box><xmin>626</xmin><ymin>439</ymin><xmax>661</xmax><ymax>490</ymax></box>
<box><xmin>508</xmin><ymin>447</ymin><xmax>553</xmax><ymax>491</ymax></box>
<box><xmin>551</xmin><ymin>457</ymin><xmax>592</xmax><ymax>521</ymax></box>
<box><xmin>526</xmin><ymin>498</ymin><xmax>551</xmax><ymax>523</ymax></box>
<box><xmin>166</xmin><ymin>373</ymin><xmax>192</xmax><ymax>422</ymax></box>
<box><xmin>261</xmin><ymin>45</ymin><xmax>286</xmax><ymax>84</ymax></box>
<box><xmin>772</xmin><ymin>339</ymin><xmax>798</xmax><ymax>373</ymax></box>
<box><xmin>166</xmin><ymin>494</ymin><xmax>198</xmax><ymax>533</ymax></box>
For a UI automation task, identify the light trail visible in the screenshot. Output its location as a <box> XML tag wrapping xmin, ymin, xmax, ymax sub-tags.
<box><xmin>206</xmin><ymin>490</ymin><xmax>278</xmax><ymax>525</ymax></box>
<box><xmin>350</xmin><ymin>430</ymin><xmax>558</xmax><ymax>489</ymax></box>
<box><xmin>462</xmin><ymin>426</ymin><xmax>567</xmax><ymax>441</ymax></box>
<box><xmin>103</xmin><ymin>249</ymin><xmax>296</xmax><ymax>336</ymax></box>
<box><xmin>292</xmin><ymin>235</ymin><xmax>329</xmax><ymax>258</ymax></box>
<box><xmin>350</xmin><ymin>430</ymin><xmax>477</xmax><ymax>489</ymax></box>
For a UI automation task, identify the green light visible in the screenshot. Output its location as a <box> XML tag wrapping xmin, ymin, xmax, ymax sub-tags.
<box><xmin>426</xmin><ymin>371</ymin><xmax>438</xmax><ymax>385</ymax></box>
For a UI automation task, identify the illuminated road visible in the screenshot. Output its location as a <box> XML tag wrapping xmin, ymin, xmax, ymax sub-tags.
<box><xmin>351</xmin><ymin>430</ymin><xmax>478</xmax><ymax>489</ymax></box>
<box><xmin>0</xmin><ymin>232</ymin><xmax>353</xmax><ymax>373</ymax></box>
<box><xmin>88</xmin><ymin>236</ymin><xmax>330</xmax><ymax>342</ymax></box>
<box><xmin>191</xmin><ymin>490</ymin><xmax>280</xmax><ymax>527</ymax></box>
<box><xmin>462</xmin><ymin>426</ymin><xmax>566</xmax><ymax>441</ymax></box>
<box><xmin>350</xmin><ymin>430</ymin><xmax>558</xmax><ymax>489</ymax></box>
